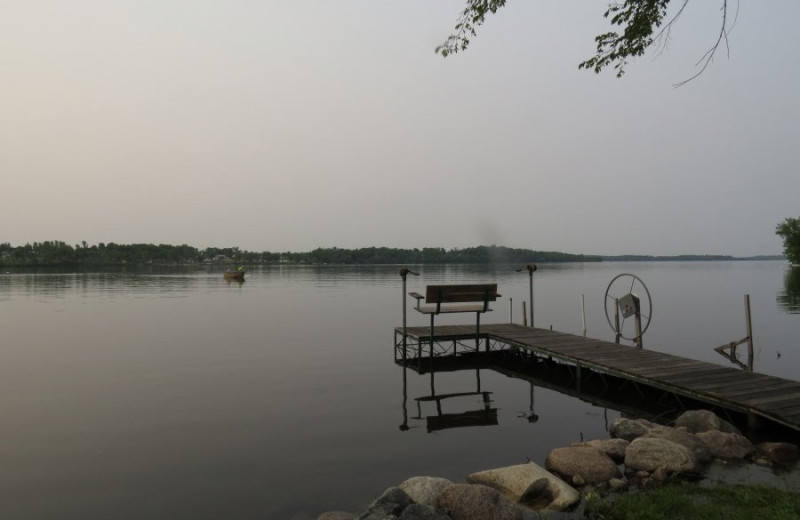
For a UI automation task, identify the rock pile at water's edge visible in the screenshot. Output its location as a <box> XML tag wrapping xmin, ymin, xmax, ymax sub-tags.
<box><xmin>314</xmin><ymin>409</ymin><xmax>799</xmax><ymax>520</ymax></box>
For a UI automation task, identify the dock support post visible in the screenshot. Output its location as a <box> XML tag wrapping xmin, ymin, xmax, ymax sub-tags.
<box><xmin>522</xmin><ymin>301</ymin><xmax>528</xmax><ymax>327</ymax></box>
<box><xmin>527</xmin><ymin>264</ymin><xmax>536</xmax><ymax>327</ymax></box>
<box><xmin>634</xmin><ymin>307</ymin><xmax>643</xmax><ymax>349</ymax></box>
<box><xmin>713</xmin><ymin>294</ymin><xmax>755</xmax><ymax>371</ymax></box>
<box><xmin>747</xmin><ymin>412</ymin><xmax>762</xmax><ymax>430</ymax></box>
<box><xmin>581</xmin><ymin>294</ymin><xmax>587</xmax><ymax>337</ymax></box>
<box><xmin>745</xmin><ymin>294</ymin><xmax>754</xmax><ymax>372</ymax></box>
<box><xmin>614</xmin><ymin>298</ymin><xmax>621</xmax><ymax>344</ymax></box>
<box><xmin>517</xmin><ymin>263</ymin><xmax>537</xmax><ymax>327</ymax></box>
<box><xmin>529</xmin><ymin>266</ymin><xmax>534</xmax><ymax>327</ymax></box>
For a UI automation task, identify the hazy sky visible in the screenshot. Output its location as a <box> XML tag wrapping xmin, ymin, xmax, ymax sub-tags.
<box><xmin>3</xmin><ymin>1</ymin><xmax>798</xmax><ymax>256</ymax></box>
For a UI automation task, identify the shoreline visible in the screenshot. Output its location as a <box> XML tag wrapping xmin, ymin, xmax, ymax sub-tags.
<box><xmin>313</xmin><ymin>410</ymin><xmax>800</xmax><ymax>520</ymax></box>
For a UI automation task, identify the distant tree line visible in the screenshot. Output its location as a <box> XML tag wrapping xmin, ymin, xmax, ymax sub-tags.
<box><xmin>280</xmin><ymin>246</ymin><xmax>599</xmax><ymax>265</ymax></box>
<box><xmin>0</xmin><ymin>241</ymin><xmax>207</xmax><ymax>267</ymax></box>
<box><xmin>602</xmin><ymin>254</ymin><xmax>737</xmax><ymax>262</ymax></box>
<box><xmin>0</xmin><ymin>242</ymin><xmax>598</xmax><ymax>267</ymax></box>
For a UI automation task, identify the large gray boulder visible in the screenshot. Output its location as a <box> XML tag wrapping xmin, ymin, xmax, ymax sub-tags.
<box><xmin>610</xmin><ymin>418</ymin><xmax>655</xmax><ymax>441</ymax></box>
<box><xmin>398</xmin><ymin>477</ymin><xmax>453</xmax><ymax>507</ymax></box>
<box><xmin>697</xmin><ymin>430</ymin><xmax>755</xmax><ymax>460</ymax></box>
<box><xmin>674</xmin><ymin>410</ymin><xmax>739</xmax><ymax>434</ymax></box>
<box><xmin>571</xmin><ymin>438</ymin><xmax>630</xmax><ymax>463</ymax></box>
<box><xmin>467</xmin><ymin>462</ymin><xmax>580</xmax><ymax>511</ymax></box>
<box><xmin>545</xmin><ymin>446</ymin><xmax>620</xmax><ymax>485</ymax></box>
<box><xmin>358</xmin><ymin>487</ymin><xmax>414</xmax><ymax>520</ymax></box>
<box><xmin>624</xmin><ymin>437</ymin><xmax>698</xmax><ymax>474</ymax></box>
<box><xmin>437</xmin><ymin>484</ymin><xmax>526</xmax><ymax>520</ymax></box>
<box><xmin>646</xmin><ymin>426</ymin><xmax>713</xmax><ymax>464</ymax></box>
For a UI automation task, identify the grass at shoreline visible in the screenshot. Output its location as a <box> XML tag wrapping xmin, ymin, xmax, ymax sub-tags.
<box><xmin>584</xmin><ymin>482</ymin><xmax>800</xmax><ymax>520</ymax></box>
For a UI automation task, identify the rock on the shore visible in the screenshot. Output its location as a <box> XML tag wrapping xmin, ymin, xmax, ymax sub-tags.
<box><xmin>398</xmin><ymin>476</ymin><xmax>453</xmax><ymax>507</ymax></box>
<box><xmin>624</xmin><ymin>437</ymin><xmax>698</xmax><ymax>474</ymax></box>
<box><xmin>674</xmin><ymin>409</ymin><xmax>739</xmax><ymax>434</ymax></box>
<box><xmin>467</xmin><ymin>462</ymin><xmax>580</xmax><ymax>511</ymax></box>
<box><xmin>545</xmin><ymin>446</ymin><xmax>620</xmax><ymax>485</ymax></box>
<box><xmin>756</xmin><ymin>442</ymin><xmax>799</xmax><ymax>465</ymax></box>
<box><xmin>646</xmin><ymin>426</ymin><xmax>713</xmax><ymax>464</ymax></box>
<box><xmin>608</xmin><ymin>477</ymin><xmax>626</xmax><ymax>490</ymax></box>
<box><xmin>697</xmin><ymin>430</ymin><xmax>755</xmax><ymax>460</ymax></box>
<box><xmin>438</xmin><ymin>484</ymin><xmax>527</xmax><ymax>520</ymax></box>
<box><xmin>357</xmin><ymin>487</ymin><xmax>413</xmax><ymax>520</ymax></box>
<box><xmin>570</xmin><ymin>438</ymin><xmax>630</xmax><ymax>463</ymax></box>
<box><xmin>610</xmin><ymin>418</ymin><xmax>655</xmax><ymax>441</ymax></box>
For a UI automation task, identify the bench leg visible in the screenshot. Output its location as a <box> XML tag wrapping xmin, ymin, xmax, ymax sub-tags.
<box><xmin>430</xmin><ymin>313</ymin><xmax>435</xmax><ymax>361</ymax></box>
<box><xmin>475</xmin><ymin>312</ymin><xmax>482</xmax><ymax>352</ymax></box>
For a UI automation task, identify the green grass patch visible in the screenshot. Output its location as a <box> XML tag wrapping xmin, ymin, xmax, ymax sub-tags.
<box><xmin>585</xmin><ymin>482</ymin><xmax>800</xmax><ymax>520</ymax></box>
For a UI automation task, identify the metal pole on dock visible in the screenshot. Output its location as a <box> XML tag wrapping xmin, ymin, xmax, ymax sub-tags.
<box><xmin>517</xmin><ymin>263</ymin><xmax>537</xmax><ymax>328</ymax></box>
<box><xmin>399</xmin><ymin>268</ymin><xmax>418</xmax><ymax>363</ymax></box>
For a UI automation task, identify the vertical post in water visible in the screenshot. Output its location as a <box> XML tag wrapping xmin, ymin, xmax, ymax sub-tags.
<box><xmin>745</xmin><ymin>294</ymin><xmax>754</xmax><ymax>372</ymax></box>
<box><xmin>509</xmin><ymin>298</ymin><xmax>513</xmax><ymax>324</ymax></box>
<box><xmin>528</xmin><ymin>264</ymin><xmax>536</xmax><ymax>327</ymax></box>
<box><xmin>581</xmin><ymin>294</ymin><xmax>587</xmax><ymax>337</ymax></box>
<box><xmin>634</xmin><ymin>295</ymin><xmax>643</xmax><ymax>349</ymax></box>
<box><xmin>614</xmin><ymin>298</ymin><xmax>621</xmax><ymax>344</ymax></box>
<box><xmin>522</xmin><ymin>301</ymin><xmax>528</xmax><ymax>327</ymax></box>
<box><xmin>516</xmin><ymin>263</ymin><xmax>537</xmax><ymax>328</ymax></box>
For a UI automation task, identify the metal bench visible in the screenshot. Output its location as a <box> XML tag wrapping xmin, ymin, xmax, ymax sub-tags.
<box><xmin>409</xmin><ymin>284</ymin><xmax>501</xmax><ymax>352</ymax></box>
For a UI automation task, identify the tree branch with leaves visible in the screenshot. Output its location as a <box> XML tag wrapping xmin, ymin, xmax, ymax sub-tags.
<box><xmin>437</xmin><ymin>0</ymin><xmax>736</xmax><ymax>85</ymax></box>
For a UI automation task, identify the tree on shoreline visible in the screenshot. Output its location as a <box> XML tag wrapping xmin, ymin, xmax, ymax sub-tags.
<box><xmin>437</xmin><ymin>0</ymin><xmax>734</xmax><ymax>83</ymax></box>
<box><xmin>776</xmin><ymin>217</ymin><xmax>800</xmax><ymax>265</ymax></box>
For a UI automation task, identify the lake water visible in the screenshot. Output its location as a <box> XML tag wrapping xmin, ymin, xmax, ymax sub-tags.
<box><xmin>1</xmin><ymin>261</ymin><xmax>797</xmax><ymax>519</ymax></box>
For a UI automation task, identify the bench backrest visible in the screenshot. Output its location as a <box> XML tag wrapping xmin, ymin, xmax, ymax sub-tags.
<box><xmin>425</xmin><ymin>284</ymin><xmax>499</xmax><ymax>312</ymax></box>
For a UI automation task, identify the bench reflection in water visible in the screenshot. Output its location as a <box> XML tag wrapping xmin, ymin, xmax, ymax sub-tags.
<box><xmin>401</xmin><ymin>366</ymin><xmax>498</xmax><ymax>433</ymax></box>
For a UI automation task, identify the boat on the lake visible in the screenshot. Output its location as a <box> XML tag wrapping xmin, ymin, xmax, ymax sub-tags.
<box><xmin>224</xmin><ymin>270</ymin><xmax>245</xmax><ymax>281</ymax></box>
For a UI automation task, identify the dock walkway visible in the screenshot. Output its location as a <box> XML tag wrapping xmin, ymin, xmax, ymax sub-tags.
<box><xmin>394</xmin><ymin>323</ymin><xmax>800</xmax><ymax>433</ymax></box>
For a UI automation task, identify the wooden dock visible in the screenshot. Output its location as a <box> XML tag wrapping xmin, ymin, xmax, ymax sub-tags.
<box><xmin>394</xmin><ymin>323</ymin><xmax>800</xmax><ymax>433</ymax></box>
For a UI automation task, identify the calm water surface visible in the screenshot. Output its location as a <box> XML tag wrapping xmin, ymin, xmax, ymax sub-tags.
<box><xmin>1</xmin><ymin>262</ymin><xmax>797</xmax><ymax>519</ymax></box>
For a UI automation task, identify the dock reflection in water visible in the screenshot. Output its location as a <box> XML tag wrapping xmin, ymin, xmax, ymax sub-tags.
<box><xmin>401</xmin><ymin>366</ymin><xmax>498</xmax><ymax>433</ymax></box>
<box><xmin>396</xmin><ymin>349</ymin><xmax>750</xmax><ymax>437</ymax></box>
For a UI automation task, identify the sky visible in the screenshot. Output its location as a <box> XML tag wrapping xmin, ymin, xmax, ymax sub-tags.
<box><xmin>2</xmin><ymin>1</ymin><xmax>799</xmax><ymax>257</ymax></box>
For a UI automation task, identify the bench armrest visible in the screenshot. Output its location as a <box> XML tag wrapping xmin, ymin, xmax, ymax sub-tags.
<box><xmin>409</xmin><ymin>291</ymin><xmax>424</xmax><ymax>310</ymax></box>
